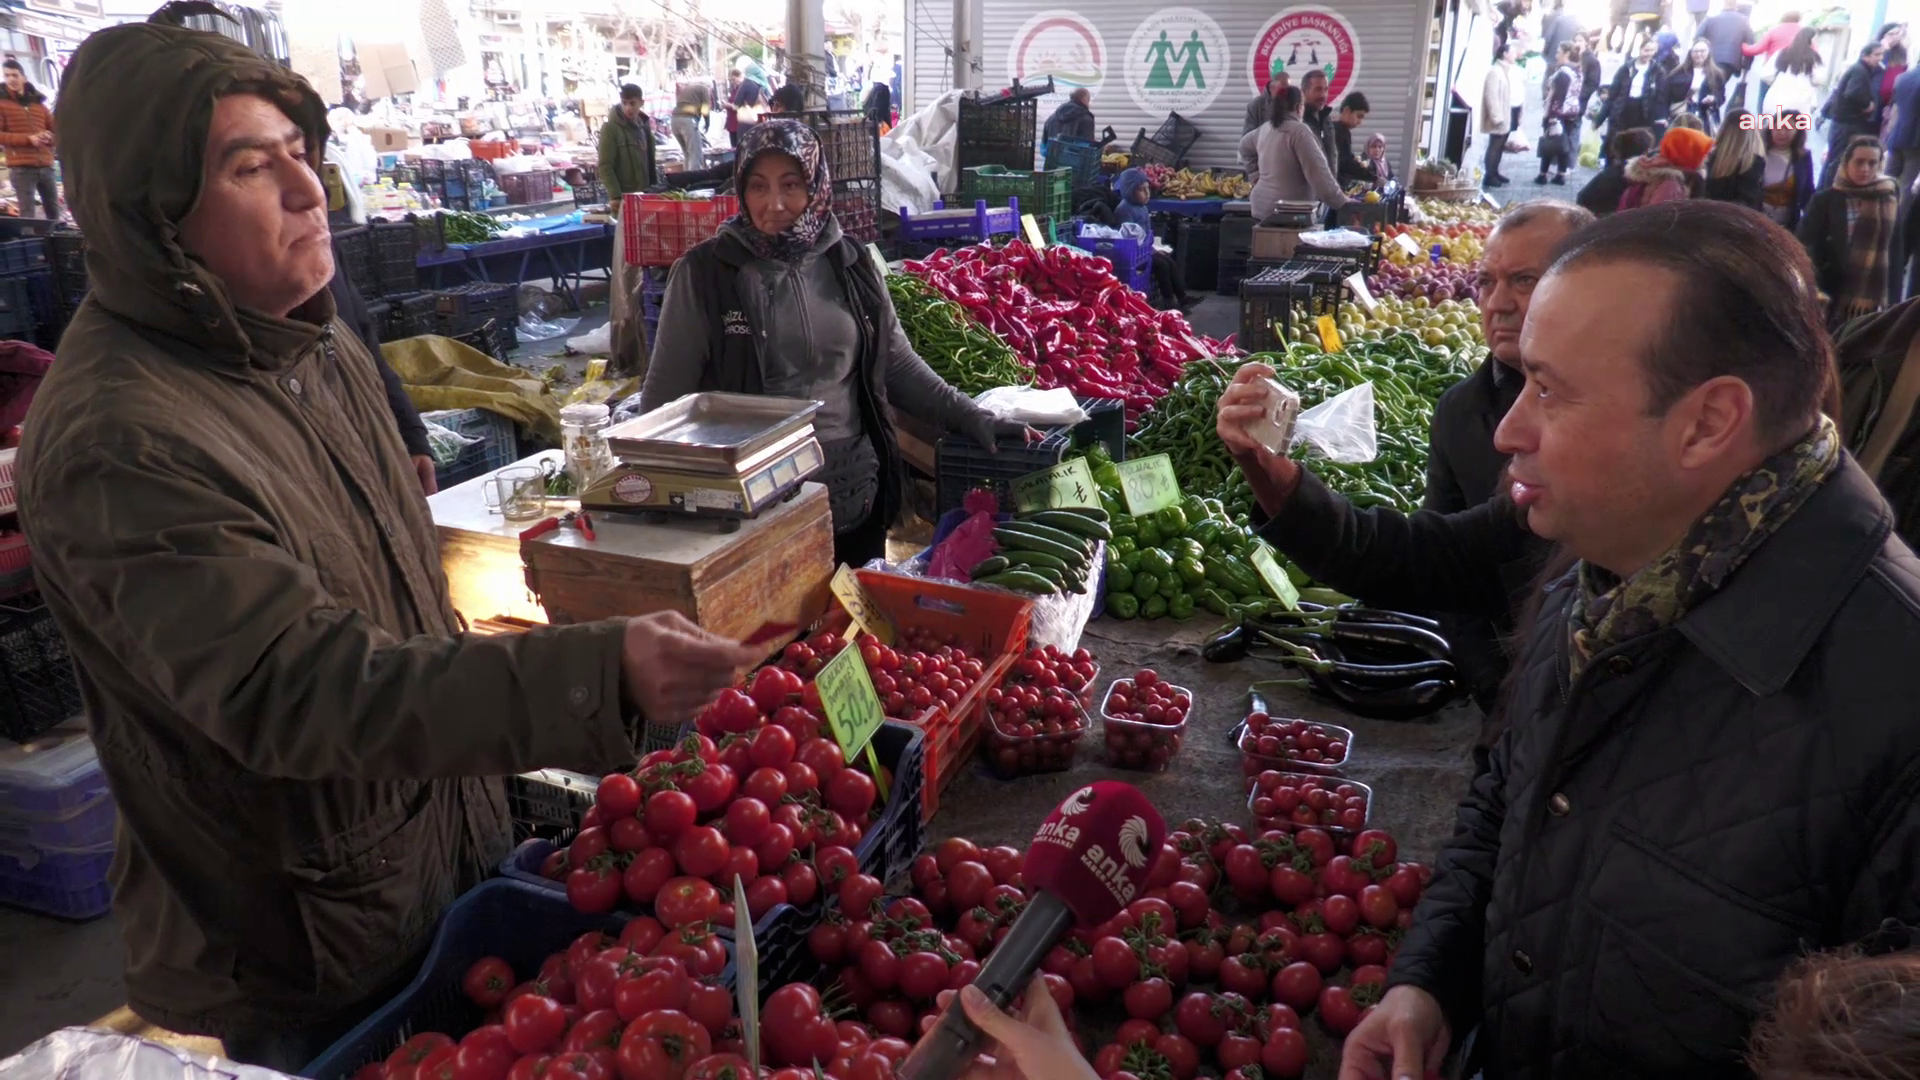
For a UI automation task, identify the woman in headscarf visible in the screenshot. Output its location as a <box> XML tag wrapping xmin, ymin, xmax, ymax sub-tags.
<box><xmin>1364</xmin><ymin>132</ymin><xmax>1395</xmax><ymax>187</ymax></box>
<box><xmin>641</xmin><ymin>120</ymin><xmax>1020</xmax><ymax>564</ymax></box>
<box><xmin>1619</xmin><ymin>125</ymin><xmax>1713</xmax><ymax>208</ymax></box>
<box><xmin>1799</xmin><ymin>134</ymin><xmax>1902</xmax><ymax>326</ymax></box>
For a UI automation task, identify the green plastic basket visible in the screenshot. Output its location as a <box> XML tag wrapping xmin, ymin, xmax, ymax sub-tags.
<box><xmin>958</xmin><ymin>165</ymin><xmax>1073</xmax><ymax>220</ymax></box>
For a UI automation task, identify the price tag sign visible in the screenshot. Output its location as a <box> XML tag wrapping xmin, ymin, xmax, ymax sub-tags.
<box><xmin>1022</xmin><ymin>213</ymin><xmax>1048</xmax><ymax>248</ymax></box>
<box><xmin>1345</xmin><ymin>271</ymin><xmax>1379</xmax><ymax>316</ymax></box>
<box><xmin>1392</xmin><ymin>232</ymin><xmax>1422</xmax><ymax>257</ymax></box>
<box><xmin>1011</xmin><ymin>458</ymin><xmax>1101</xmax><ymax>512</ymax></box>
<box><xmin>1250</xmin><ymin>544</ymin><xmax>1301</xmax><ymax>610</ymax></box>
<box><xmin>732</xmin><ymin>877</ymin><xmax>761</xmax><ymax>1076</ymax></box>
<box><xmin>867</xmin><ymin>242</ymin><xmax>890</xmax><ymax>277</ymax></box>
<box><xmin>830</xmin><ymin>564</ymin><xmax>896</xmax><ymax>646</ymax></box>
<box><xmin>816</xmin><ymin>643</ymin><xmax>887</xmax><ymax>763</ymax></box>
<box><xmin>1115</xmin><ymin>453</ymin><xmax>1183</xmax><ymax>516</ymax></box>
<box><xmin>1315</xmin><ymin>315</ymin><xmax>1343</xmax><ymax>354</ymax></box>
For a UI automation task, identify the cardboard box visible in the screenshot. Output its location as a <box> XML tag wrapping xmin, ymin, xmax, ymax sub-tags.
<box><xmin>1251</xmin><ymin>224</ymin><xmax>1323</xmax><ymax>260</ymax></box>
<box><xmin>365</xmin><ymin>126</ymin><xmax>411</xmax><ymax>154</ymax></box>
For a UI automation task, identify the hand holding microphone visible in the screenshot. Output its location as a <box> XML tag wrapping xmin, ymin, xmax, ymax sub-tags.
<box><xmin>945</xmin><ymin>976</ymin><xmax>1098</xmax><ymax>1080</ymax></box>
<box><xmin>899</xmin><ymin>781</ymin><xmax>1168</xmax><ymax>1080</ymax></box>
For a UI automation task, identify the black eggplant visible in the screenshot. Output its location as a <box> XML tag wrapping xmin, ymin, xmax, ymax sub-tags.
<box><xmin>1203</xmin><ymin>622</ymin><xmax>1252</xmax><ymax>663</ymax></box>
<box><xmin>1309</xmin><ymin>673</ymin><xmax>1458</xmax><ymax>721</ymax></box>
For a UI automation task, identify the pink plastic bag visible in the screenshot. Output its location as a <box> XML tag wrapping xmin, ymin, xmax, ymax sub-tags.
<box><xmin>928</xmin><ymin>490</ymin><xmax>1002</xmax><ymax>582</ymax></box>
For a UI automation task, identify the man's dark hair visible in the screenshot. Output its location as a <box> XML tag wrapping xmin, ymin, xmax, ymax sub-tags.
<box><xmin>2</xmin><ymin>59</ymin><xmax>22</xmax><ymax>74</ymax></box>
<box><xmin>769</xmin><ymin>84</ymin><xmax>805</xmax><ymax>112</ymax></box>
<box><xmin>1341</xmin><ymin>92</ymin><xmax>1369</xmax><ymax>113</ymax></box>
<box><xmin>1301</xmin><ymin>69</ymin><xmax>1328</xmax><ymax>88</ymax></box>
<box><xmin>1610</xmin><ymin>126</ymin><xmax>1656</xmax><ymax>159</ymax></box>
<box><xmin>1862</xmin><ymin>41</ymin><xmax>1887</xmax><ymax>60</ymax></box>
<box><xmin>619</xmin><ymin>83</ymin><xmax>643</xmax><ymax>103</ymax></box>
<box><xmin>1269</xmin><ymin>85</ymin><xmax>1304</xmax><ymax>128</ymax></box>
<box><xmin>1547</xmin><ymin>201</ymin><xmax>1832</xmax><ymax>447</ymax></box>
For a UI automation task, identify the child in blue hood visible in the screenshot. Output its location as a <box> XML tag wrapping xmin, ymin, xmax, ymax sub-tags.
<box><xmin>1104</xmin><ymin>167</ymin><xmax>1193</xmax><ymax>308</ymax></box>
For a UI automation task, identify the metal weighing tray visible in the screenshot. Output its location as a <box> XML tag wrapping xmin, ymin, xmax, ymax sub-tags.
<box><xmin>609</xmin><ymin>425</ymin><xmax>820</xmax><ymax>479</ymax></box>
<box><xmin>605</xmin><ymin>393</ymin><xmax>824</xmax><ymax>472</ymax></box>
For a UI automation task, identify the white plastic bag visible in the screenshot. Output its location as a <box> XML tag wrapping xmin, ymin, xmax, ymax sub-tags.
<box><xmin>0</xmin><ymin>1028</ymin><xmax>300</xmax><ymax>1079</ymax></box>
<box><xmin>1292</xmin><ymin>382</ymin><xmax>1378</xmax><ymax>463</ymax></box>
<box><xmin>566</xmin><ymin>323</ymin><xmax>612</xmax><ymax>354</ymax></box>
<box><xmin>973</xmin><ymin>386</ymin><xmax>1090</xmax><ymax>427</ymax></box>
<box><xmin>420</xmin><ymin>414</ymin><xmax>483</xmax><ymax>465</ymax></box>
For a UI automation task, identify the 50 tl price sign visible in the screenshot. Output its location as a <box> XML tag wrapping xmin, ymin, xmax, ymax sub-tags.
<box><xmin>1011</xmin><ymin>458</ymin><xmax>1101</xmax><ymax>512</ymax></box>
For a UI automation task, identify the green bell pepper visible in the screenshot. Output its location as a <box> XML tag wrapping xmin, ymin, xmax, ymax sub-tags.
<box><xmin>1093</xmin><ymin>463</ymin><xmax>1124</xmax><ymax>494</ymax></box>
<box><xmin>1136</xmin><ymin>547</ymin><xmax>1176</xmax><ymax>577</ymax></box>
<box><xmin>1205</xmin><ymin>557</ymin><xmax>1263</xmax><ymax>598</ymax></box>
<box><xmin>1187</xmin><ymin>520</ymin><xmax>1222</xmax><ymax>549</ymax></box>
<box><xmin>1137</xmin><ymin>521</ymin><xmax>1163</xmax><ymax>549</ymax></box>
<box><xmin>1286</xmin><ymin>561</ymin><xmax>1312</xmax><ymax>588</ymax></box>
<box><xmin>1107</xmin><ymin>563</ymin><xmax>1135</xmax><ymax>592</ymax></box>
<box><xmin>1168</xmin><ymin>593</ymin><xmax>1197</xmax><ymax>620</ymax></box>
<box><xmin>1142</xmin><ymin>595</ymin><xmax>1169</xmax><ymax>619</ymax></box>
<box><xmin>1176</xmin><ymin>557</ymin><xmax>1207</xmax><ymax>587</ymax></box>
<box><xmin>1100</xmin><ymin>488</ymin><xmax>1128</xmax><ymax>517</ymax></box>
<box><xmin>1109</xmin><ymin>514</ymin><xmax>1139</xmax><ymax>539</ymax></box>
<box><xmin>1180</xmin><ymin>495</ymin><xmax>1210</xmax><ymax>525</ymax></box>
<box><xmin>1108</xmin><ymin>593</ymin><xmax>1140</xmax><ymax>619</ymax></box>
<box><xmin>1173</xmin><ymin>538</ymin><xmax>1207</xmax><ymax>564</ymax></box>
<box><xmin>1132</xmin><ymin>571</ymin><xmax>1162</xmax><ymax>600</ymax></box>
<box><xmin>1159</xmin><ymin>575</ymin><xmax>1180</xmax><ymax>600</ymax></box>
<box><xmin>1156</xmin><ymin>506</ymin><xmax>1188</xmax><ymax>536</ymax></box>
<box><xmin>1108</xmin><ymin>535</ymin><xmax>1138</xmax><ymax>560</ymax></box>
<box><xmin>1087</xmin><ymin>444</ymin><xmax>1114</xmax><ymax>468</ymax></box>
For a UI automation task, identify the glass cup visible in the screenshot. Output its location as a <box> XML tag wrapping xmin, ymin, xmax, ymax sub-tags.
<box><xmin>483</xmin><ymin>465</ymin><xmax>547</xmax><ymax>521</ymax></box>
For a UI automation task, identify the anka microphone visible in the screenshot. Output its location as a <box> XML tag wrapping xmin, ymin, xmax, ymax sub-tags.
<box><xmin>898</xmin><ymin>781</ymin><xmax>1167</xmax><ymax>1080</ymax></box>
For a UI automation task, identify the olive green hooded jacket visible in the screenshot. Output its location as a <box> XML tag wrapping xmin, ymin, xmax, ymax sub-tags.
<box><xmin>19</xmin><ymin>23</ymin><xmax>636</xmax><ymax>1038</ymax></box>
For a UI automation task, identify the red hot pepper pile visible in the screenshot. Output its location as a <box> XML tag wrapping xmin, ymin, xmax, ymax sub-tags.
<box><xmin>903</xmin><ymin>241</ymin><xmax>1233</xmax><ymax>425</ymax></box>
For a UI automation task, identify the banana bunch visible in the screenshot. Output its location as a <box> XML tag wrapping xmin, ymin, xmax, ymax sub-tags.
<box><xmin>1102</xmin><ymin>152</ymin><xmax>1132</xmax><ymax>168</ymax></box>
<box><xmin>1217</xmin><ymin>174</ymin><xmax>1251</xmax><ymax>198</ymax></box>
<box><xmin>971</xmin><ymin>508</ymin><xmax>1112</xmax><ymax>597</ymax></box>
<box><xmin>1158</xmin><ymin>169</ymin><xmax>1252</xmax><ymax>199</ymax></box>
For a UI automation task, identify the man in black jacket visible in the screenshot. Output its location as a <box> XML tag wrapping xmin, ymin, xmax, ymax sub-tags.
<box><xmin>1043</xmin><ymin>88</ymin><xmax>1097</xmax><ymax>145</ymax></box>
<box><xmin>1223</xmin><ymin>201</ymin><xmax>1920</xmax><ymax>1079</ymax></box>
<box><xmin>1423</xmin><ymin>201</ymin><xmax>1592</xmax><ymax>718</ymax></box>
<box><xmin>1822</xmin><ymin>41</ymin><xmax>1888</xmax><ymax>187</ymax></box>
<box><xmin>1300</xmin><ymin>69</ymin><xmax>1339</xmax><ymax>173</ymax></box>
<box><xmin>328</xmin><ymin>271</ymin><xmax>437</xmax><ymax>495</ymax></box>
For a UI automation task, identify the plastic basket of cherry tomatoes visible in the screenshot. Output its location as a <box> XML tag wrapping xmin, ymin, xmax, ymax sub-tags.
<box><xmin>1098</xmin><ymin>669</ymin><xmax>1191</xmax><ymax>772</ymax></box>
<box><xmin>1248</xmin><ymin>769</ymin><xmax>1373</xmax><ymax>837</ymax></box>
<box><xmin>980</xmin><ymin>680</ymin><xmax>1090</xmax><ymax>778</ymax></box>
<box><xmin>1002</xmin><ymin>644</ymin><xmax>1100</xmax><ymax>710</ymax></box>
<box><xmin>1237</xmin><ymin>710</ymin><xmax>1355</xmax><ymax>777</ymax></box>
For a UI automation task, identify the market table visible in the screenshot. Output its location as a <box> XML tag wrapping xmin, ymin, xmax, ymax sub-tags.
<box><xmin>428</xmin><ymin>450</ymin><xmax>834</xmax><ymax>660</ymax></box>
<box><xmin>1147</xmin><ymin>197</ymin><xmax>1233</xmax><ymax>219</ymax></box>
<box><xmin>413</xmin><ymin>218</ymin><xmax>614</xmax><ymax>308</ymax></box>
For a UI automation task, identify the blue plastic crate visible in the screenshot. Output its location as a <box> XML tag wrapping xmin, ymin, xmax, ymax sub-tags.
<box><xmin>1044</xmin><ymin>136</ymin><xmax>1106</xmax><ymax>192</ymax></box>
<box><xmin>0</xmin><ymin>274</ymin><xmax>33</xmax><ymax>341</ymax></box>
<box><xmin>897</xmin><ymin>198</ymin><xmax>1021</xmax><ymax>242</ymax></box>
<box><xmin>422</xmin><ymin>407</ymin><xmax>520</xmax><ymax>491</ymax></box>
<box><xmin>302</xmin><ymin>879</ymin><xmax>736</xmax><ymax>1080</ymax></box>
<box><xmin>498</xmin><ymin>721</ymin><xmax>925</xmax><ymax>992</ymax></box>
<box><xmin>1069</xmin><ymin>225</ymin><xmax>1151</xmax><ymax>294</ymax></box>
<box><xmin>0</xmin><ymin>843</ymin><xmax>113</xmax><ymax>920</ymax></box>
<box><xmin>0</xmin><ymin>238</ymin><xmax>47</xmax><ymax>274</ymax></box>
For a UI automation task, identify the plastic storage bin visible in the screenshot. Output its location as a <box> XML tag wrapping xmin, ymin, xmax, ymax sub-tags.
<box><xmin>368</xmin><ymin>218</ymin><xmax>420</xmax><ymax>297</ymax></box>
<box><xmin>1068</xmin><ymin>225</ymin><xmax>1150</xmax><ymax>294</ymax></box>
<box><xmin>0</xmin><ymin>727</ymin><xmax>116</xmax><ymax>919</ymax></box>
<box><xmin>1098</xmin><ymin>678</ymin><xmax>1191</xmax><ymax>772</ymax></box>
<box><xmin>329</xmin><ymin>225</ymin><xmax>376</xmax><ymax>298</ymax></box>
<box><xmin>934</xmin><ymin>397</ymin><xmax>1126</xmax><ymax>515</ymax></box>
<box><xmin>421</xmin><ymin>407</ymin><xmax>520</xmax><ymax>490</ymax></box>
<box><xmin>622</xmin><ymin>194</ymin><xmax>737</xmax><ymax>267</ymax></box>
<box><xmin>956</xmin><ymin>91</ymin><xmax>1041</xmax><ymax>174</ymax></box>
<box><xmin>0</xmin><ymin>592</ymin><xmax>83</xmax><ymax>744</ymax></box>
<box><xmin>959</xmin><ymin>165</ymin><xmax>1074</xmax><ymax>219</ymax></box>
<box><xmin>301</xmin><ymin>879</ymin><xmax>732</xmax><ymax>1080</ymax></box>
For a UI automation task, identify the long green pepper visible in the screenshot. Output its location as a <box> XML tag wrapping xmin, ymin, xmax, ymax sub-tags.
<box><xmin>886</xmin><ymin>275</ymin><xmax>1032</xmax><ymax>396</ymax></box>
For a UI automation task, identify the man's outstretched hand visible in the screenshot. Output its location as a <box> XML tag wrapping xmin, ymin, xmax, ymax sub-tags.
<box><xmin>1337</xmin><ymin>985</ymin><xmax>1451</xmax><ymax>1080</ymax></box>
<box><xmin>620</xmin><ymin>610</ymin><xmax>762</xmax><ymax>723</ymax></box>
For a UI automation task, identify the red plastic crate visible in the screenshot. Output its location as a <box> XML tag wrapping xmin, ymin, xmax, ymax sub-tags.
<box><xmin>622</xmin><ymin>194</ymin><xmax>739</xmax><ymax>267</ymax></box>
<box><xmin>0</xmin><ymin>533</ymin><xmax>28</xmax><ymax>575</ymax></box>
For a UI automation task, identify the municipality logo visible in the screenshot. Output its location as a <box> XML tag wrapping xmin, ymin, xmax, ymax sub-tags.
<box><xmin>1125</xmin><ymin>9</ymin><xmax>1229</xmax><ymax>115</ymax></box>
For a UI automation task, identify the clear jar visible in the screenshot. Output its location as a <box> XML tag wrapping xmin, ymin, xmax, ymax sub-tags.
<box><xmin>559</xmin><ymin>402</ymin><xmax>615</xmax><ymax>489</ymax></box>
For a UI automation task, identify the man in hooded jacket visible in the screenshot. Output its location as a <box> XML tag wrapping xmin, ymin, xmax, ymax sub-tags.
<box><xmin>21</xmin><ymin>23</ymin><xmax>760</xmax><ymax>1070</ymax></box>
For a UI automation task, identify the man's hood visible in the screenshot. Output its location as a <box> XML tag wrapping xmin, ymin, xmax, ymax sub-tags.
<box><xmin>57</xmin><ymin>22</ymin><xmax>332</xmax><ymax>367</ymax></box>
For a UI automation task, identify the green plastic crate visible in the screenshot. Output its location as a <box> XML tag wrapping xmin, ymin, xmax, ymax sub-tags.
<box><xmin>958</xmin><ymin>165</ymin><xmax>1073</xmax><ymax>220</ymax></box>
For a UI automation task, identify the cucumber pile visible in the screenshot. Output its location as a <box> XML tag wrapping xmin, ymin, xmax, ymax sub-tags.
<box><xmin>970</xmin><ymin>509</ymin><xmax>1112</xmax><ymax>597</ymax></box>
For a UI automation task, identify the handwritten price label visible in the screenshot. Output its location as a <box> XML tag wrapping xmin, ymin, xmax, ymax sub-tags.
<box><xmin>1315</xmin><ymin>315</ymin><xmax>1343</xmax><ymax>354</ymax></box>
<box><xmin>829</xmin><ymin>564</ymin><xmax>896</xmax><ymax>646</ymax></box>
<box><xmin>1011</xmin><ymin>458</ymin><xmax>1101</xmax><ymax>512</ymax></box>
<box><xmin>1115</xmin><ymin>454</ymin><xmax>1182</xmax><ymax>516</ymax></box>
<box><xmin>1250</xmin><ymin>544</ymin><xmax>1301</xmax><ymax>610</ymax></box>
<box><xmin>816</xmin><ymin>643</ymin><xmax>887</xmax><ymax>763</ymax></box>
<box><xmin>732</xmin><ymin>876</ymin><xmax>761</xmax><ymax>1075</ymax></box>
<box><xmin>1345</xmin><ymin>271</ymin><xmax>1378</xmax><ymax>316</ymax></box>
<box><xmin>1392</xmin><ymin>232</ymin><xmax>1422</xmax><ymax>257</ymax></box>
<box><xmin>1022</xmin><ymin>213</ymin><xmax>1048</xmax><ymax>248</ymax></box>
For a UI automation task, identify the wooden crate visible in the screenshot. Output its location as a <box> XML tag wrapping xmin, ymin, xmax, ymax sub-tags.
<box><xmin>518</xmin><ymin>481</ymin><xmax>835</xmax><ymax>656</ymax></box>
<box><xmin>430</xmin><ymin>452</ymin><xmax>835</xmax><ymax>661</ymax></box>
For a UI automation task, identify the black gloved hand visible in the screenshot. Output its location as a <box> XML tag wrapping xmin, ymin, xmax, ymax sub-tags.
<box><xmin>963</xmin><ymin>413</ymin><xmax>1044</xmax><ymax>454</ymax></box>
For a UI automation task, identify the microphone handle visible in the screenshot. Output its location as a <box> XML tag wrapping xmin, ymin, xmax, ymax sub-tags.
<box><xmin>896</xmin><ymin>889</ymin><xmax>1076</xmax><ymax>1080</ymax></box>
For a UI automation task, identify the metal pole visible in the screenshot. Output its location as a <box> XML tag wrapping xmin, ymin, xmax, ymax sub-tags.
<box><xmin>787</xmin><ymin>0</ymin><xmax>827</xmax><ymax>107</ymax></box>
<box><xmin>952</xmin><ymin>0</ymin><xmax>973</xmax><ymax>90</ymax></box>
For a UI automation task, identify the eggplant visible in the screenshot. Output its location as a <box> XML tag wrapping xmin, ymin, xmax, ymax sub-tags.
<box><xmin>1309</xmin><ymin>673</ymin><xmax>1458</xmax><ymax>721</ymax></box>
<box><xmin>1203</xmin><ymin>622</ymin><xmax>1252</xmax><ymax>663</ymax></box>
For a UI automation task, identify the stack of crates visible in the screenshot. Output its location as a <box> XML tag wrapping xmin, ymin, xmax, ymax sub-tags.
<box><xmin>956</xmin><ymin>87</ymin><xmax>1042</xmax><ymax>175</ymax></box>
<box><xmin>384</xmin><ymin>292</ymin><xmax>438</xmax><ymax>341</ymax></box>
<box><xmin>957</xmin><ymin>165</ymin><xmax>1074</xmax><ymax>220</ymax></box>
<box><xmin>330</xmin><ymin>225</ymin><xmax>376</xmax><ymax>298</ymax></box>
<box><xmin>433</xmin><ymin>282</ymin><xmax>518</xmax><ymax>361</ymax></box>
<box><xmin>0</xmin><ymin>726</ymin><xmax>114</xmax><ymax>920</ymax></box>
<box><xmin>368</xmin><ymin>217</ymin><xmax>420</xmax><ymax>298</ymax></box>
<box><xmin>802</xmin><ymin>110</ymin><xmax>883</xmax><ymax>243</ymax></box>
<box><xmin>0</xmin><ymin>237</ymin><xmax>52</xmax><ymax>346</ymax></box>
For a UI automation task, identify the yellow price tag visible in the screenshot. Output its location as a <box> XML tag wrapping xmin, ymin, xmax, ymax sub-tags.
<box><xmin>830</xmin><ymin>564</ymin><xmax>896</xmax><ymax>646</ymax></box>
<box><xmin>1115</xmin><ymin>454</ymin><xmax>1183</xmax><ymax>516</ymax></box>
<box><xmin>815</xmin><ymin>644</ymin><xmax>887</xmax><ymax>762</ymax></box>
<box><xmin>1250</xmin><ymin>544</ymin><xmax>1301</xmax><ymax>610</ymax></box>
<box><xmin>1011</xmin><ymin>458</ymin><xmax>1102</xmax><ymax>512</ymax></box>
<box><xmin>1022</xmin><ymin>213</ymin><xmax>1048</xmax><ymax>248</ymax></box>
<box><xmin>1316</xmin><ymin>315</ymin><xmax>1343</xmax><ymax>353</ymax></box>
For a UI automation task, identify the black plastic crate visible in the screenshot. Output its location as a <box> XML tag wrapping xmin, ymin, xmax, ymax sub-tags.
<box><xmin>1178</xmin><ymin>218</ymin><xmax>1221</xmax><ymax>292</ymax></box>
<box><xmin>935</xmin><ymin>397</ymin><xmax>1125</xmax><ymax>515</ymax></box>
<box><xmin>1239</xmin><ymin>265</ymin><xmax>1316</xmax><ymax>355</ymax></box>
<box><xmin>0</xmin><ymin>592</ymin><xmax>83</xmax><ymax>743</ymax></box>
<box><xmin>452</xmin><ymin>319</ymin><xmax>516</xmax><ymax>363</ymax></box>
<box><xmin>0</xmin><ymin>275</ymin><xmax>33</xmax><ymax>341</ymax></box>
<box><xmin>571</xmin><ymin>179</ymin><xmax>607</xmax><ymax>206</ymax></box>
<box><xmin>434</xmin><ymin>282</ymin><xmax>516</xmax><ymax>324</ymax></box>
<box><xmin>0</xmin><ymin>238</ymin><xmax>47</xmax><ymax>275</ymax></box>
<box><xmin>330</xmin><ymin>225</ymin><xmax>376</xmax><ymax>298</ymax></box>
<box><xmin>834</xmin><ymin>178</ymin><xmax>881</xmax><ymax>242</ymax></box>
<box><xmin>1151</xmin><ymin>112</ymin><xmax>1203</xmax><ymax>161</ymax></box>
<box><xmin>14</xmin><ymin>270</ymin><xmax>59</xmax><ymax>348</ymax></box>
<box><xmin>385</xmin><ymin>292</ymin><xmax>438</xmax><ymax>340</ymax></box>
<box><xmin>1129</xmin><ymin>130</ymin><xmax>1185</xmax><ymax>168</ymax></box>
<box><xmin>802</xmin><ymin>110</ymin><xmax>881</xmax><ymax>181</ymax></box>
<box><xmin>957</xmin><ymin>92</ymin><xmax>1040</xmax><ymax>174</ymax></box>
<box><xmin>369</xmin><ymin>218</ymin><xmax>420</xmax><ymax>297</ymax></box>
<box><xmin>504</xmin><ymin>768</ymin><xmax>598</xmax><ymax>841</ymax></box>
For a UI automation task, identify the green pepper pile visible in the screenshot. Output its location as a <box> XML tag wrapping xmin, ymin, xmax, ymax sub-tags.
<box><xmin>1127</xmin><ymin>356</ymin><xmax>1260</xmax><ymax>522</ymax></box>
<box><xmin>886</xmin><ymin>274</ymin><xmax>1033</xmax><ymax>397</ymax></box>
<box><xmin>1084</xmin><ymin>448</ymin><xmax>1301</xmax><ymax>622</ymax></box>
<box><xmin>440</xmin><ymin>210</ymin><xmax>505</xmax><ymax>244</ymax></box>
